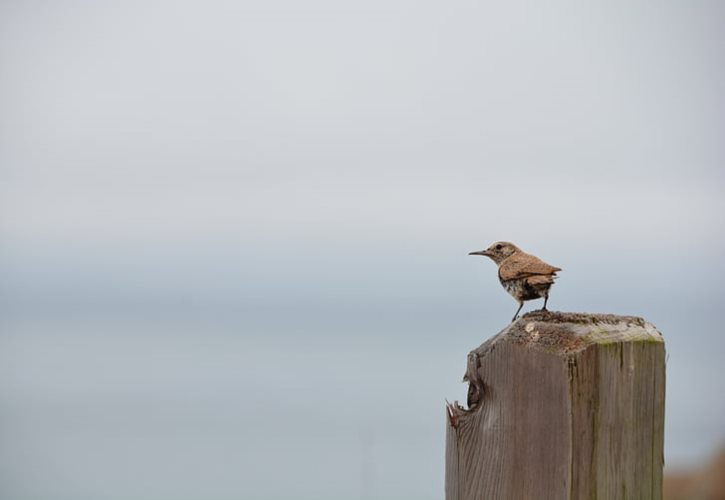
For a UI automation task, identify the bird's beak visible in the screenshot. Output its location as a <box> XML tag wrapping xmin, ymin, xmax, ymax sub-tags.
<box><xmin>468</xmin><ymin>250</ymin><xmax>490</xmax><ymax>256</ymax></box>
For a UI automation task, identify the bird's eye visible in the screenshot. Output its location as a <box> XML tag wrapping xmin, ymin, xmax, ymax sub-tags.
<box><xmin>495</xmin><ymin>244</ymin><xmax>502</xmax><ymax>250</ymax></box>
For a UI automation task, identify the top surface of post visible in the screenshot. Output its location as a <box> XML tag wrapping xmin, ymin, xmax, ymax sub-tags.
<box><xmin>473</xmin><ymin>311</ymin><xmax>663</xmax><ymax>358</ymax></box>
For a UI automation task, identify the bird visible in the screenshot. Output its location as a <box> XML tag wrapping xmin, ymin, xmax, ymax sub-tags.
<box><xmin>468</xmin><ymin>241</ymin><xmax>561</xmax><ymax>322</ymax></box>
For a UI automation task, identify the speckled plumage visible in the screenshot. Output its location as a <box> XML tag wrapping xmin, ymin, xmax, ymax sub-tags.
<box><xmin>469</xmin><ymin>241</ymin><xmax>561</xmax><ymax>322</ymax></box>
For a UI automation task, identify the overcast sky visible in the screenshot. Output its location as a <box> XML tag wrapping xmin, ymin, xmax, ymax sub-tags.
<box><xmin>1</xmin><ymin>1</ymin><xmax>724</xmax><ymax>499</ymax></box>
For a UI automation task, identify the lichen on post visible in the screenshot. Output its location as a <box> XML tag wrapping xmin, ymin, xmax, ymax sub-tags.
<box><xmin>445</xmin><ymin>311</ymin><xmax>665</xmax><ymax>500</ymax></box>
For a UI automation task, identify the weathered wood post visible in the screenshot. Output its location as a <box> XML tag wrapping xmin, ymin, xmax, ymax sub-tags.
<box><xmin>446</xmin><ymin>311</ymin><xmax>665</xmax><ymax>500</ymax></box>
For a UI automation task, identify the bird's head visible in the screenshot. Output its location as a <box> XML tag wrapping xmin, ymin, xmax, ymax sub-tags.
<box><xmin>468</xmin><ymin>241</ymin><xmax>519</xmax><ymax>264</ymax></box>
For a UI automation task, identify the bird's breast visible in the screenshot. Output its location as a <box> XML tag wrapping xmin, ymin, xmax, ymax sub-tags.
<box><xmin>499</xmin><ymin>278</ymin><xmax>523</xmax><ymax>298</ymax></box>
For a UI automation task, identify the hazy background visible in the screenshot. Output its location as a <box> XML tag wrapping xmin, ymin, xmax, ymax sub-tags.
<box><xmin>1</xmin><ymin>1</ymin><xmax>724</xmax><ymax>499</ymax></box>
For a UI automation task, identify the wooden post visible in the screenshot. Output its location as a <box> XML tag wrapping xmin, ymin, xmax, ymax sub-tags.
<box><xmin>446</xmin><ymin>311</ymin><xmax>665</xmax><ymax>500</ymax></box>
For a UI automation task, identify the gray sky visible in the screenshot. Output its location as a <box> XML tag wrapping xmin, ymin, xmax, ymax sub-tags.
<box><xmin>1</xmin><ymin>1</ymin><xmax>724</xmax><ymax>499</ymax></box>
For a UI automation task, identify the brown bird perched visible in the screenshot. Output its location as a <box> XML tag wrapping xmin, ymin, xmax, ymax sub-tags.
<box><xmin>469</xmin><ymin>241</ymin><xmax>561</xmax><ymax>322</ymax></box>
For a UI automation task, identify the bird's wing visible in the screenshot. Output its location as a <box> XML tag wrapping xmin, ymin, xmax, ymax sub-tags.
<box><xmin>525</xmin><ymin>274</ymin><xmax>556</xmax><ymax>286</ymax></box>
<box><xmin>498</xmin><ymin>253</ymin><xmax>561</xmax><ymax>281</ymax></box>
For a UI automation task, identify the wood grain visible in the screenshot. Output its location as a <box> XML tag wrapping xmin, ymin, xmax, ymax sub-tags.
<box><xmin>446</xmin><ymin>311</ymin><xmax>665</xmax><ymax>500</ymax></box>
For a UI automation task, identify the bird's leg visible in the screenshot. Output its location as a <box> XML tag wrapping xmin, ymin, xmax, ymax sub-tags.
<box><xmin>541</xmin><ymin>294</ymin><xmax>549</xmax><ymax>312</ymax></box>
<box><xmin>512</xmin><ymin>302</ymin><xmax>524</xmax><ymax>322</ymax></box>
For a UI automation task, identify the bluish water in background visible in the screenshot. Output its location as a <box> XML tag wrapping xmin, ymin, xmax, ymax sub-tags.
<box><xmin>0</xmin><ymin>317</ymin><xmax>450</xmax><ymax>500</ymax></box>
<box><xmin>1</xmin><ymin>248</ymin><xmax>723</xmax><ymax>499</ymax></box>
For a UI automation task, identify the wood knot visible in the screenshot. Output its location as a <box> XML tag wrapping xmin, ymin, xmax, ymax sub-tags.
<box><xmin>467</xmin><ymin>381</ymin><xmax>481</xmax><ymax>408</ymax></box>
